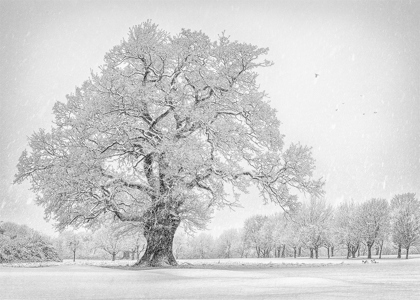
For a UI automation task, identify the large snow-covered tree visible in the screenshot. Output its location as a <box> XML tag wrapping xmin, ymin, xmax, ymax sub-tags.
<box><xmin>14</xmin><ymin>21</ymin><xmax>323</xmax><ymax>266</ymax></box>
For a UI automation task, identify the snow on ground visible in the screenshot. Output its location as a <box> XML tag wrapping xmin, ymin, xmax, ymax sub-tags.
<box><xmin>1</xmin><ymin>256</ymin><xmax>420</xmax><ymax>299</ymax></box>
<box><xmin>1</xmin><ymin>255</ymin><xmax>417</xmax><ymax>268</ymax></box>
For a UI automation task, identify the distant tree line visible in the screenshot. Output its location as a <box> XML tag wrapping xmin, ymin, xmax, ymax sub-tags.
<box><xmin>10</xmin><ymin>193</ymin><xmax>418</xmax><ymax>263</ymax></box>
<box><xmin>173</xmin><ymin>193</ymin><xmax>420</xmax><ymax>260</ymax></box>
<box><xmin>54</xmin><ymin>223</ymin><xmax>146</xmax><ymax>262</ymax></box>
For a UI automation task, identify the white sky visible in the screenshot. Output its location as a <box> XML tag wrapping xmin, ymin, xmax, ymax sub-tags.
<box><xmin>0</xmin><ymin>0</ymin><xmax>419</xmax><ymax>237</ymax></box>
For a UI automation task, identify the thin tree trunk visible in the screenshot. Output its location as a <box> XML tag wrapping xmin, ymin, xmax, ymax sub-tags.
<box><xmin>293</xmin><ymin>247</ymin><xmax>297</xmax><ymax>258</ymax></box>
<box><xmin>315</xmin><ymin>247</ymin><xmax>319</xmax><ymax>259</ymax></box>
<box><xmin>281</xmin><ymin>244</ymin><xmax>286</xmax><ymax>258</ymax></box>
<box><xmin>73</xmin><ymin>250</ymin><xmax>76</xmax><ymax>262</ymax></box>
<box><xmin>112</xmin><ymin>252</ymin><xmax>116</xmax><ymax>261</ymax></box>
<box><xmin>347</xmin><ymin>245</ymin><xmax>351</xmax><ymax>259</ymax></box>
<box><xmin>379</xmin><ymin>240</ymin><xmax>384</xmax><ymax>259</ymax></box>
<box><xmin>310</xmin><ymin>248</ymin><xmax>314</xmax><ymax>259</ymax></box>
<box><xmin>406</xmin><ymin>246</ymin><xmax>410</xmax><ymax>259</ymax></box>
<box><xmin>327</xmin><ymin>247</ymin><xmax>330</xmax><ymax>259</ymax></box>
<box><xmin>397</xmin><ymin>244</ymin><xmax>401</xmax><ymax>258</ymax></box>
<box><xmin>298</xmin><ymin>247</ymin><xmax>301</xmax><ymax>257</ymax></box>
<box><xmin>331</xmin><ymin>246</ymin><xmax>334</xmax><ymax>257</ymax></box>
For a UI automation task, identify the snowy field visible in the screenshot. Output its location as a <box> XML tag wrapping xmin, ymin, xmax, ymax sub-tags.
<box><xmin>1</xmin><ymin>256</ymin><xmax>420</xmax><ymax>299</ymax></box>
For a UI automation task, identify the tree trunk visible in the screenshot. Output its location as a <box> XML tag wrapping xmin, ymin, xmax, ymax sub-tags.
<box><xmin>367</xmin><ymin>242</ymin><xmax>373</xmax><ymax>259</ymax></box>
<box><xmin>379</xmin><ymin>240</ymin><xmax>384</xmax><ymax>259</ymax></box>
<box><xmin>327</xmin><ymin>247</ymin><xmax>330</xmax><ymax>259</ymax></box>
<box><xmin>122</xmin><ymin>251</ymin><xmax>130</xmax><ymax>259</ymax></box>
<box><xmin>293</xmin><ymin>247</ymin><xmax>297</xmax><ymax>258</ymax></box>
<box><xmin>112</xmin><ymin>252</ymin><xmax>116</xmax><ymax>261</ymax></box>
<box><xmin>298</xmin><ymin>247</ymin><xmax>301</xmax><ymax>257</ymax></box>
<box><xmin>315</xmin><ymin>247</ymin><xmax>319</xmax><ymax>259</ymax></box>
<box><xmin>397</xmin><ymin>244</ymin><xmax>401</xmax><ymax>258</ymax></box>
<box><xmin>137</xmin><ymin>245</ymin><xmax>142</xmax><ymax>260</ymax></box>
<box><xmin>73</xmin><ymin>250</ymin><xmax>76</xmax><ymax>262</ymax></box>
<box><xmin>347</xmin><ymin>245</ymin><xmax>351</xmax><ymax>259</ymax></box>
<box><xmin>310</xmin><ymin>248</ymin><xmax>314</xmax><ymax>259</ymax></box>
<box><xmin>351</xmin><ymin>244</ymin><xmax>359</xmax><ymax>258</ymax></box>
<box><xmin>375</xmin><ymin>246</ymin><xmax>379</xmax><ymax>256</ymax></box>
<box><xmin>331</xmin><ymin>246</ymin><xmax>334</xmax><ymax>257</ymax></box>
<box><xmin>135</xmin><ymin>213</ymin><xmax>180</xmax><ymax>267</ymax></box>
<box><xmin>281</xmin><ymin>244</ymin><xmax>286</xmax><ymax>258</ymax></box>
<box><xmin>405</xmin><ymin>246</ymin><xmax>410</xmax><ymax>259</ymax></box>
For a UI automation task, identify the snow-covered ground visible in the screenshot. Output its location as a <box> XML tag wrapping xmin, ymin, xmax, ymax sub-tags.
<box><xmin>1</xmin><ymin>254</ymin><xmax>416</xmax><ymax>268</ymax></box>
<box><xmin>1</xmin><ymin>255</ymin><xmax>420</xmax><ymax>299</ymax></box>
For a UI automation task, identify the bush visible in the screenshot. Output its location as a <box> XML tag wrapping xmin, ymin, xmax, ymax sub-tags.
<box><xmin>0</xmin><ymin>222</ymin><xmax>61</xmax><ymax>263</ymax></box>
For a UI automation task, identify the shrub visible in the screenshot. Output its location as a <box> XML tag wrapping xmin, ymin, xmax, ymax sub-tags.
<box><xmin>0</xmin><ymin>222</ymin><xmax>61</xmax><ymax>263</ymax></box>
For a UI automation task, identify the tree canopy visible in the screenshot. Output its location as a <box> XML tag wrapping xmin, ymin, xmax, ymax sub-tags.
<box><xmin>391</xmin><ymin>193</ymin><xmax>420</xmax><ymax>258</ymax></box>
<box><xmin>15</xmin><ymin>21</ymin><xmax>324</xmax><ymax>266</ymax></box>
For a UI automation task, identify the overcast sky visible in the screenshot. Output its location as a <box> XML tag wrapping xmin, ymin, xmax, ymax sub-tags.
<box><xmin>0</xmin><ymin>0</ymin><xmax>419</xmax><ymax>237</ymax></box>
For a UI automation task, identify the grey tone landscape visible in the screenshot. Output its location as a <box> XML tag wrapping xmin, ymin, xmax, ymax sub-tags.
<box><xmin>1</xmin><ymin>0</ymin><xmax>419</xmax><ymax>299</ymax></box>
<box><xmin>2</xmin><ymin>257</ymin><xmax>420</xmax><ymax>299</ymax></box>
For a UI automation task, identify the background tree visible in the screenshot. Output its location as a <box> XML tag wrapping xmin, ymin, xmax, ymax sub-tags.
<box><xmin>358</xmin><ymin>198</ymin><xmax>389</xmax><ymax>259</ymax></box>
<box><xmin>259</xmin><ymin>218</ymin><xmax>275</xmax><ymax>258</ymax></box>
<box><xmin>282</xmin><ymin>217</ymin><xmax>303</xmax><ymax>258</ymax></box>
<box><xmin>57</xmin><ymin>231</ymin><xmax>83</xmax><ymax>262</ymax></box>
<box><xmin>55</xmin><ymin>230</ymin><xmax>105</xmax><ymax>260</ymax></box>
<box><xmin>173</xmin><ymin>231</ymin><xmax>189</xmax><ymax>259</ymax></box>
<box><xmin>243</xmin><ymin>215</ymin><xmax>268</xmax><ymax>258</ymax></box>
<box><xmin>236</xmin><ymin>229</ymin><xmax>250</xmax><ymax>258</ymax></box>
<box><xmin>335</xmin><ymin>201</ymin><xmax>362</xmax><ymax>259</ymax></box>
<box><xmin>390</xmin><ymin>193</ymin><xmax>420</xmax><ymax>259</ymax></box>
<box><xmin>189</xmin><ymin>233</ymin><xmax>215</xmax><ymax>259</ymax></box>
<box><xmin>14</xmin><ymin>21</ymin><xmax>324</xmax><ymax>267</ymax></box>
<box><xmin>321</xmin><ymin>220</ymin><xmax>338</xmax><ymax>259</ymax></box>
<box><xmin>93</xmin><ymin>225</ymin><xmax>130</xmax><ymax>261</ymax></box>
<box><xmin>111</xmin><ymin>222</ymin><xmax>146</xmax><ymax>260</ymax></box>
<box><xmin>129</xmin><ymin>232</ymin><xmax>146</xmax><ymax>260</ymax></box>
<box><xmin>272</xmin><ymin>213</ymin><xmax>288</xmax><ymax>258</ymax></box>
<box><xmin>297</xmin><ymin>198</ymin><xmax>332</xmax><ymax>259</ymax></box>
<box><xmin>69</xmin><ymin>235</ymin><xmax>80</xmax><ymax>262</ymax></box>
<box><xmin>216</xmin><ymin>228</ymin><xmax>240</xmax><ymax>258</ymax></box>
